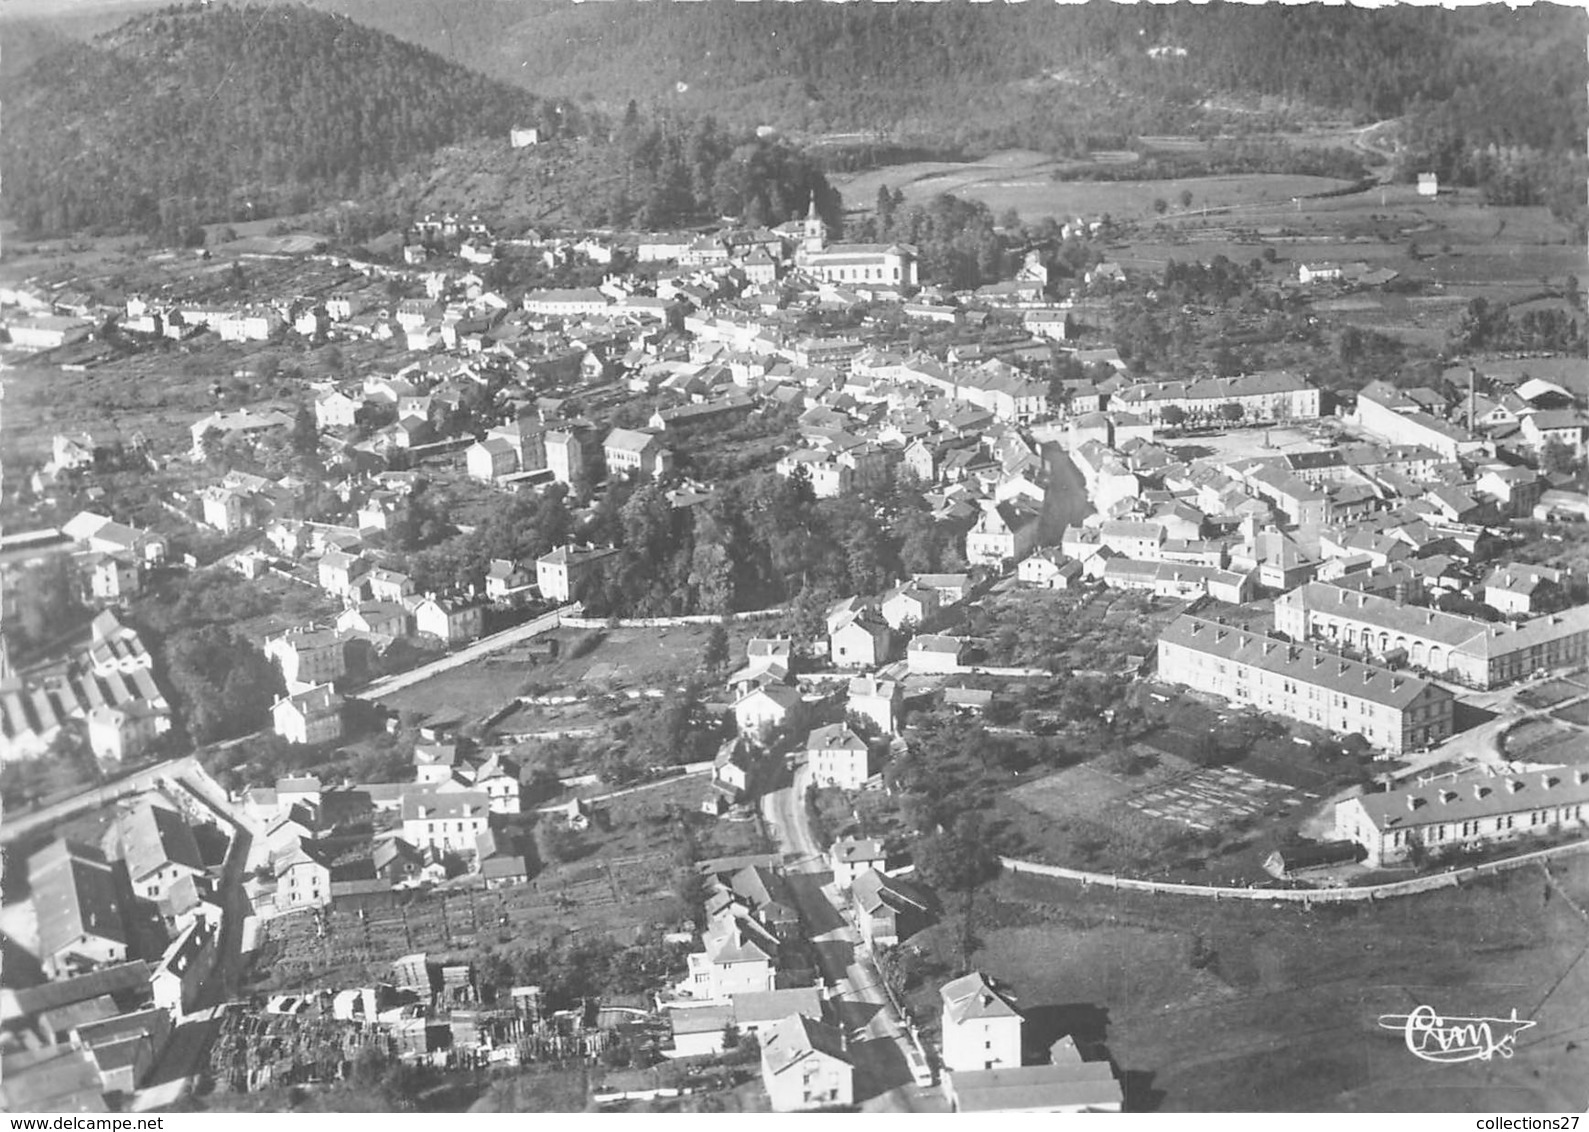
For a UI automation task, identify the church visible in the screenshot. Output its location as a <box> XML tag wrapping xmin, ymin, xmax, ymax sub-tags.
<box><xmin>793</xmin><ymin>195</ymin><xmax>918</xmax><ymax>290</ymax></box>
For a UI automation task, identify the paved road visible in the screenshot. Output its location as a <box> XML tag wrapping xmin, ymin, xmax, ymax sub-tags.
<box><xmin>762</xmin><ymin>759</ymin><xmax>820</xmax><ymax>872</ymax></box>
<box><xmin>1038</xmin><ymin>443</ymin><xmax>1093</xmax><ymax>546</ymax></box>
<box><xmin>761</xmin><ymin>757</ymin><xmax>923</xmax><ymax>1093</ymax></box>
<box><xmin>358</xmin><ymin>603</ymin><xmax>576</xmax><ymax>701</ymax></box>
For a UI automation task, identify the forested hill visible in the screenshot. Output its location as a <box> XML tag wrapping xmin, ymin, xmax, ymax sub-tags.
<box><xmin>0</xmin><ymin>3</ymin><xmax>551</xmax><ymax>239</ymax></box>
<box><xmin>303</xmin><ymin>0</ymin><xmax>1586</xmax><ymax>157</ymax></box>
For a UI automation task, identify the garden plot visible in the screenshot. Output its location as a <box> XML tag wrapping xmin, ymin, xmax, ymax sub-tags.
<box><xmin>1007</xmin><ymin>763</ymin><xmax>1137</xmax><ymax>819</ymax></box>
<box><xmin>1125</xmin><ymin>766</ymin><xmax>1312</xmax><ymax>832</ymax></box>
<box><xmin>1516</xmin><ymin>678</ymin><xmax>1589</xmax><ymax>712</ymax></box>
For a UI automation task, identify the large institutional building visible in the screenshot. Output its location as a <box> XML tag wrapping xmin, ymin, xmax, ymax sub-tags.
<box><xmin>1275</xmin><ymin>581</ymin><xmax>1589</xmax><ymax>690</ymax></box>
<box><xmin>793</xmin><ymin>197</ymin><xmax>918</xmax><ymax>289</ymax></box>
<box><xmin>1355</xmin><ymin>381</ymin><xmax>1489</xmax><ymax>462</ymax></box>
<box><xmin>1335</xmin><ymin>764</ymin><xmax>1589</xmax><ymax>866</ymax></box>
<box><xmin>1109</xmin><ymin>371</ymin><xmax>1321</xmax><ymax>425</ymax></box>
<box><xmin>1157</xmin><ymin>614</ymin><xmax>1455</xmax><ymax>754</ymax></box>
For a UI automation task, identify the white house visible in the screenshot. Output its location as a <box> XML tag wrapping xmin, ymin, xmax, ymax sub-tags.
<box><xmin>940</xmin><ymin>971</ymin><xmax>1023</xmax><ymax>1072</ymax></box>
<box><xmin>907</xmin><ymin>634</ymin><xmax>968</xmax><ymax>674</ymax></box>
<box><xmin>467</xmin><ymin>438</ymin><xmax>518</xmax><ymax>482</ymax></box>
<box><xmin>401</xmin><ymin>790</ymin><xmax>491</xmax><ymax>854</ymax></box>
<box><xmin>760</xmin><ymin>1014</ymin><xmax>854</xmax><ymax>1112</ymax></box>
<box><xmin>829</xmin><ymin>615</ymin><xmax>894</xmax><ymax>669</ymax></box>
<box><xmin>829</xmin><ymin>836</ymin><xmax>888</xmax><ymax>891</ymax></box>
<box><xmin>805</xmin><ymin>724</ymin><xmax>871</xmax><ymax>791</ymax></box>
<box><xmin>272</xmin><ymin>683</ymin><xmax>344</xmax><ymax>746</ymax></box>
<box><xmin>847</xmin><ymin>675</ymin><xmax>903</xmax><ymax>734</ymax></box>
<box><xmin>965</xmin><ymin>499</ymin><xmax>1041</xmax><ymax>568</ymax></box>
<box><xmin>734</xmin><ymin>684</ymin><xmax>802</xmax><ymax>738</ymax></box>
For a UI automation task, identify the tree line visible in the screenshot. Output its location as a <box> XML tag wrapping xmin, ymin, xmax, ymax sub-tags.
<box><xmin>404</xmin><ymin>468</ymin><xmax>968</xmax><ymax>620</ymax></box>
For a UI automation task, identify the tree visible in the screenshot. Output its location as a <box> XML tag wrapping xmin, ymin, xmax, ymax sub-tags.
<box><xmin>165</xmin><ymin>626</ymin><xmax>285</xmax><ymax>744</ymax></box>
<box><xmin>1159</xmin><ymin>404</ymin><xmax>1187</xmax><ymax>428</ymax></box>
<box><xmin>1153</xmin><ymin>197</ymin><xmax>1169</xmax><ymax>215</ymax></box>
<box><xmin>1540</xmin><ymin>437</ymin><xmax>1581</xmax><ymax>477</ymax></box>
<box><xmin>916</xmin><ymin>811</ymin><xmax>1000</xmax><ymax>894</ymax></box>
<box><xmin>1</xmin><ymin>724</ymin><xmax>100</xmax><ymax>808</ymax></box>
<box><xmin>875</xmin><ymin>184</ymin><xmax>896</xmax><ymax>234</ymax></box>
<box><xmin>1217</xmin><ymin>401</ymin><xmax>1244</xmax><ymax>422</ymax></box>
<box><xmin>1179</xmin><ymin>188</ymin><xmax>1194</xmax><ymax>209</ymax></box>
<box><xmin>290</xmin><ymin>405</ymin><xmax>318</xmax><ymax>459</ymax></box>
<box><xmin>702</xmin><ymin>622</ymin><xmax>731</xmax><ymax>672</ymax></box>
<box><xmin>14</xmin><ymin>553</ymin><xmax>81</xmax><ymax>648</ymax></box>
<box><xmin>541</xmin><ymin>823</ymin><xmax>584</xmax><ymax>864</ymax></box>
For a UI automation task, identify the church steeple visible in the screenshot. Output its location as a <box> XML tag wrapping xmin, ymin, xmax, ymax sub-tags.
<box><xmin>802</xmin><ymin>190</ymin><xmax>826</xmax><ymax>255</ymax></box>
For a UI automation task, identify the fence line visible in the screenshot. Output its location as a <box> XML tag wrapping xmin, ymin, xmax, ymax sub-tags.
<box><xmin>1000</xmin><ymin>837</ymin><xmax>1589</xmax><ymax>904</ymax></box>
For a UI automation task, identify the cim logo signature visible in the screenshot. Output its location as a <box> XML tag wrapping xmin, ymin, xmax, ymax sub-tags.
<box><xmin>1377</xmin><ymin>1005</ymin><xmax>1537</xmax><ymax>1064</ymax></box>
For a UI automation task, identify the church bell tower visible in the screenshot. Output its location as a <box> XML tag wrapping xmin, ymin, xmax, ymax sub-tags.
<box><xmin>802</xmin><ymin>192</ymin><xmax>827</xmax><ymax>256</ymax></box>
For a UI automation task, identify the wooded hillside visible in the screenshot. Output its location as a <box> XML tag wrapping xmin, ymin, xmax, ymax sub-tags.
<box><xmin>301</xmin><ymin>0</ymin><xmax>1588</xmax><ymax>157</ymax></box>
<box><xmin>0</xmin><ymin>3</ymin><xmax>546</xmax><ymax>238</ymax></box>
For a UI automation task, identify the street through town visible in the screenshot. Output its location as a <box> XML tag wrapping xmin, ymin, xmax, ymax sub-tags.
<box><xmin>761</xmin><ymin>756</ymin><xmax>925</xmax><ymax>1097</ymax></box>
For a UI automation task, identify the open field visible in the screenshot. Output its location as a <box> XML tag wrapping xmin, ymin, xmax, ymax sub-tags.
<box><xmin>832</xmin><ymin>150</ymin><xmax>1356</xmax><ymax>224</ymax></box>
<box><xmin>378</xmin><ymin>621</ymin><xmax>769</xmax><ymax>723</ymax></box>
<box><xmin>907</xmin><ymin>861</ymin><xmax>1589</xmax><ymax>1112</ymax></box>
<box><xmin>376</xmin><ymin>649</ymin><xmax>546</xmax><ymax>721</ymax></box>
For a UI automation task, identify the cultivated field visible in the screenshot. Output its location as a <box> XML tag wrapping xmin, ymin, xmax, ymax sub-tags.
<box><xmin>1517</xmin><ymin>679</ymin><xmax>1589</xmax><ymax>712</ymax></box>
<box><xmin>833</xmin><ymin>150</ymin><xmax>1356</xmax><ymax>224</ymax></box>
<box><xmin>909</xmin><ymin>861</ymin><xmax>1589</xmax><ymax>1112</ymax></box>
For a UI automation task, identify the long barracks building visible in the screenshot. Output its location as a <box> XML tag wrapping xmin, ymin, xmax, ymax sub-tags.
<box><xmin>1157</xmin><ymin>614</ymin><xmax>1455</xmax><ymax>754</ymax></box>
<box><xmin>1275</xmin><ymin>581</ymin><xmax>1589</xmax><ymax>690</ymax></box>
